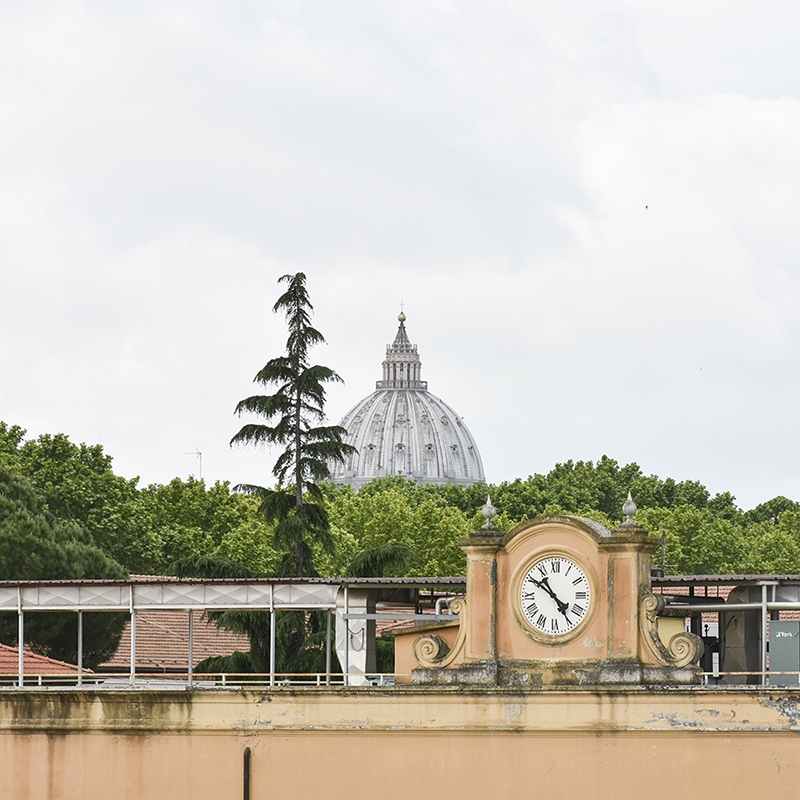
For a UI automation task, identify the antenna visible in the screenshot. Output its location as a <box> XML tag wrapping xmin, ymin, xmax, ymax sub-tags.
<box><xmin>183</xmin><ymin>449</ymin><xmax>202</xmax><ymax>480</ymax></box>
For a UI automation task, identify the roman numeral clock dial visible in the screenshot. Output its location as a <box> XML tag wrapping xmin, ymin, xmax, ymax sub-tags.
<box><xmin>520</xmin><ymin>556</ymin><xmax>591</xmax><ymax>637</ymax></box>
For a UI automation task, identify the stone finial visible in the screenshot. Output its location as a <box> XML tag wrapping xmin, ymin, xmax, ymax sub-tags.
<box><xmin>481</xmin><ymin>495</ymin><xmax>497</xmax><ymax>529</ymax></box>
<box><xmin>622</xmin><ymin>490</ymin><xmax>637</xmax><ymax>524</ymax></box>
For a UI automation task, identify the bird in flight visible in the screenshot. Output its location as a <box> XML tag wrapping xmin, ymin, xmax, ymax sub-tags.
<box><xmin>645</xmin><ymin>205</ymin><xmax>649</xmax><ymax>210</ymax></box>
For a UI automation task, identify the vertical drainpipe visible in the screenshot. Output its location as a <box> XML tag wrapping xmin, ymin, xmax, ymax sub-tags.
<box><xmin>243</xmin><ymin>746</ymin><xmax>252</xmax><ymax>800</ymax></box>
<box><xmin>130</xmin><ymin>584</ymin><xmax>136</xmax><ymax>687</ymax></box>
<box><xmin>188</xmin><ymin>609</ymin><xmax>194</xmax><ymax>688</ymax></box>
<box><xmin>17</xmin><ymin>586</ymin><xmax>23</xmax><ymax>688</ymax></box>
<box><xmin>77</xmin><ymin>610</ymin><xmax>84</xmax><ymax>688</ymax></box>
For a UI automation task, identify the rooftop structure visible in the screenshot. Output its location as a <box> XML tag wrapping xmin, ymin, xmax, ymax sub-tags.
<box><xmin>329</xmin><ymin>312</ymin><xmax>485</xmax><ymax>488</ymax></box>
<box><xmin>0</xmin><ymin>575</ymin><xmax>465</xmax><ymax>687</ymax></box>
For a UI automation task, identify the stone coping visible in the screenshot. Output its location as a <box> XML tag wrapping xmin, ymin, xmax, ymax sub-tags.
<box><xmin>2</xmin><ymin>685</ymin><xmax>800</xmax><ymax>734</ymax></box>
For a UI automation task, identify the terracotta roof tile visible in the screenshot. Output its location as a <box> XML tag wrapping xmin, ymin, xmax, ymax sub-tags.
<box><xmin>0</xmin><ymin>643</ymin><xmax>91</xmax><ymax>675</ymax></box>
<box><xmin>100</xmin><ymin>611</ymin><xmax>250</xmax><ymax>672</ymax></box>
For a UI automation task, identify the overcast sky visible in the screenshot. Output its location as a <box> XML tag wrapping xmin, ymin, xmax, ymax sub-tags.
<box><xmin>2</xmin><ymin>1</ymin><xmax>800</xmax><ymax>510</ymax></box>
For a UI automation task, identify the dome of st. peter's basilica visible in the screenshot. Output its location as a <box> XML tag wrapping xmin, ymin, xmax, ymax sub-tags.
<box><xmin>329</xmin><ymin>313</ymin><xmax>485</xmax><ymax>489</ymax></box>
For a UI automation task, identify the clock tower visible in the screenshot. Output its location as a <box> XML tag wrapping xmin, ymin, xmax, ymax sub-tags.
<box><xmin>400</xmin><ymin>499</ymin><xmax>703</xmax><ymax>686</ymax></box>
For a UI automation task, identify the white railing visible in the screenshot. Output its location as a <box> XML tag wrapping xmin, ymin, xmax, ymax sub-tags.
<box><xmin>0</xmin><ymin>672</ymin><xmax>408</xmax><ymax>690</ymax></box>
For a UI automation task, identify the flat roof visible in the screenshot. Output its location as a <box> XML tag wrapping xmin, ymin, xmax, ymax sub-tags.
<box><xmin>5</xmin><ymin>573</ymin><xmax>799</xmax><ymax>590</ymax></box>
<box><xmin>0</xmin><ymin>576</ymin><xmax>466</xmax><ymax>588</ymax></box>
<box><xmin>652</xmin><ymin>574</ymin><xmax>800</xmax><ymax>586</ymax></box>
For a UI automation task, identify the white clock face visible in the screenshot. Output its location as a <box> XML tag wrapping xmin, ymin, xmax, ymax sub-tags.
<box><xmin>520</xmin><ymin>556</ymin><xmax>591</xmax><ymax>636</ymax></box>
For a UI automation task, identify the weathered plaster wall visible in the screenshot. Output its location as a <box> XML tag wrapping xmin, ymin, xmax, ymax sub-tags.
<box><xmin>1</xmin><ymin>687</ymin><xmax>800</xmax><ymax>800</ymax></box>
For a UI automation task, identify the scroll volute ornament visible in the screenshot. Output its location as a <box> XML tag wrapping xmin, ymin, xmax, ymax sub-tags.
<box><xmin>412</xmin><ymin>598</ymin><xmax>467</xmax><ymax>669</ymax></box>
<box><xmin>639</xmin><ymin>594</ymin><xmax>704</xmax><ymax>668</ymax></box>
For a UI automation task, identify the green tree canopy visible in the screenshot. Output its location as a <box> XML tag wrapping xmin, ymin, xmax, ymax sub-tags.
<box><xmin>0</xmin><ymin>422</ymin><xmax>153</xmax><ymax>572</ymax></box>
<box><xmin>324</xmin><ymin>480</ymin><xmax>472</xmax><ymax>577</ymax></box>
<box><xmin>0</xmin><ymin>464</ymin><xmax>128</xmax><ymax>667</ymax></box>
<box><xmin>137</xmin><ymin>477</ymin><xmax>279</xmax><ymax>575</ymax></box>
<box><xmin>10</xmin><ymin>412</ymin><xmax>800</xmax><ymax>585</ymax></box>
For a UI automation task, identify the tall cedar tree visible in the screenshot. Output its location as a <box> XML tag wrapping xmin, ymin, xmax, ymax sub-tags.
<box><xmin>231</xmin><ymin>273</ymin><xmax>355</xmax><ymax>577</ymax></box>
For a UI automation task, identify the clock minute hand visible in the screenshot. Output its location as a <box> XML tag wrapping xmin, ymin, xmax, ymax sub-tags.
<box><xmin>532</xmin><ymin>576</ymin><xmax>570</xmax><ymax>616</ymax></box>
<box><xmin>540</xmin><ymin>577</ymin><xmax>571</xmax><ymax>619</ymax></box>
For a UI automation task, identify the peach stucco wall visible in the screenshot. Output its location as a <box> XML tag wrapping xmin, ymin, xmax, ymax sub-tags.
<box><xmin>3</xmin><ymin>728</ymin><xmax>799</xmax><ymax>800</ymax></box>
<box><xmin>2</xmin><ymin>687</ymin><xmax>800</xmax><ymax>800</ymax></box>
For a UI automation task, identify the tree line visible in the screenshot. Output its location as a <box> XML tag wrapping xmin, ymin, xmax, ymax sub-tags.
<box><xmin>3</xmin><ymin>431</ymin><xmax>796</xmax><ymax>582</ymax></box>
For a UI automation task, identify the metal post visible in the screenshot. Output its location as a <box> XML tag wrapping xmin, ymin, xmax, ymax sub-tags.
<box><xmin>17</xmin><ymin>593</ymin><xmax>24</xmax><ymax>689</ymax></box>
<box><xmin>130</xmin><ymin>610</ymin><xmax>137</xmax><ymax>687</ymax></box>
<box><xmin>269</xmin><ymin>584</ymin><xmax>275</xmax><ymax>687</ymax></box>
<box><xmin>269</xmin><ymin>609</ymin><xmax>276</xmax><ymax>687</ymax></box>
<box><xmin>128</xmin><ymin>584</ymin><xmax>136</xmax><ymax>686</ymax></box>
<box><xmin>188</xmin><ymin>610</ymin><xmax>194</xmax><ymax>688</ymax></box>
<box><xmin>77</xmin><ymin>611</ymin><xmax>84</xmax><ymax>688</ymax></box>
<box><xmin>129</xmin><ymin>584</ymin><xmax>137</xmax><ymax>686</ymax></box>
<box><xmin>761</xmin><ymin>583</ymin><xmax>768</xmax><ymax>685</ymax></box>
<box><xmin>325</xmin><ymin>609</ymin><xmax>332</xmax><ymax>687</ymax></box>
<box><xmin>344</xmin><ymin>585</ymin><xmax>350</xmax><ymax>687</ymax></box>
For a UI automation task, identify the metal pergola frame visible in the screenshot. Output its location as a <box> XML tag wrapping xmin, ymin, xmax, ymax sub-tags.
<box><xmin>0</xmin><ymin>577</ymin><xmax>466</xmax><ymax>688</ymax></box>
<box><xmin>5</xmin><ymin>573</ymin><xmax>800</xmax><ymax>688</ymax></box>
<box><xmin>653</xmin><ymin>574</ymin><xmax>800</xmax><ymax>685</ymax></box>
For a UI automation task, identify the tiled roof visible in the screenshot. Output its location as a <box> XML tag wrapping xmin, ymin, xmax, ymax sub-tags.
<box><xmin>0</xmin><ymin>642</ymin><xmax>91</xmax><ymax>675</ymax></box>
<box><xmin>100</xmin><ymin>610</ymin><xmax>250</xmax><ymax>673</ymax></box>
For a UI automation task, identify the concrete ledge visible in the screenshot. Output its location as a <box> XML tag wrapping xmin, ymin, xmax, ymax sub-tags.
<box><xmin>1</xmin><ymin>686</ymin><xmax>800</xmax><ymax>734</ymax></box>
